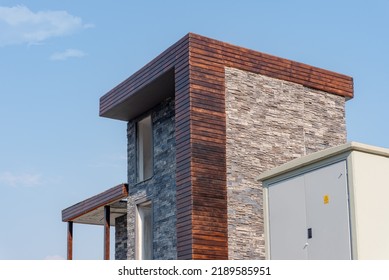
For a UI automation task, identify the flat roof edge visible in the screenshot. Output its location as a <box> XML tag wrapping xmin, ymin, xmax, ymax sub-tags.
<box><xmin>99</xmin><ymin>32</ymin><xmax>354</xmax><ymax>122</ymax></box>
<box><xmin>256</xmin><ymin>142</ymin><xmax>389</xmax><ymax>182</ymax></box>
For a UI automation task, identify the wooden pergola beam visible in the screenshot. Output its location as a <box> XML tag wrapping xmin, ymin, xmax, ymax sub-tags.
<box><xmin>67</xmin><ymin>221</ymin><xmax>73</xmax><ymax>260</ymax></box>
<box><xmin>104</xmin><ymin>206</ymin><xmax>110</xmax><ymax>260</ymax></box>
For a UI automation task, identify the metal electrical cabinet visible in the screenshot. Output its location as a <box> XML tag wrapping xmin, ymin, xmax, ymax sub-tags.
<box><xmin>257</xmin><ymin>142</ymin><xmax>389</xmax><ymax>260</ymax></box>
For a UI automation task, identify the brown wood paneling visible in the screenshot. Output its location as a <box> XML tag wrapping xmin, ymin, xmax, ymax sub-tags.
<box><xmin>189</xmin><ymin>34</ymin><xmax>353</xmax><ymax>98</ymax></box>
<box><xmin>188</xmin><ymin>40</ymin><xmax>228</xmax><ymax>259</ymax></box>
<box><xmin>174</xmin><ymin>38</ymin><xmax>193</xmax><ymax>259</ymax></box>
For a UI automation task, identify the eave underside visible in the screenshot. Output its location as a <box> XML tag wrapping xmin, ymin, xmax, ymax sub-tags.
<box><xmin>62</xmin><ymin>183</ymin><xmax>128</xmax><ymax>226</ymax></box>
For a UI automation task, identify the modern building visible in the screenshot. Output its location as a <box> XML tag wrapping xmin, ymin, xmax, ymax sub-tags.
<box><xmin>62</xmin><ymin>33</ymin><xmax>354</xmax><ymax>260</ymax></box>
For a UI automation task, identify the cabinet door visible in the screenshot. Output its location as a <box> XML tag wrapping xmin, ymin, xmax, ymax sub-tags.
<box><xmin>268</xmin><ymin>175</ymin><xmax>308</xmax><ymax>259</ymax></box>
<box><xmin>267</xmin><ymin>160</ymin><xmax>351</xmax><ymax>259</ymax></box>
<box><xmin>304</xmin><ymin>161</ymin><xmax>351</xmax><ymax>259</ymax></box>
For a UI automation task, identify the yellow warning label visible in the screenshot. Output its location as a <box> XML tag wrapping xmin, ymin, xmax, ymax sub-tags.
<box><xmin>324</xmin><ymin>195</ymin><xmax>329</xmax><ymax>204</ymax></box>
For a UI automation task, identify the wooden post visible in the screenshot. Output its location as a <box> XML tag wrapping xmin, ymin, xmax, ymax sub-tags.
<box><xmin>104</xmin><ymin>206</ymin><xmax>110</xmax><ymax>260</ymax></box>
<box><xmin>67</xmin><ymin>221</ymin><xmax>73</xmax><ymax>260</ymax></box>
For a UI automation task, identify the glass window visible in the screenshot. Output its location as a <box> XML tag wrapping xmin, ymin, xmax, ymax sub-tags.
<box><xmin>137</xmin><ymin>115</ymin><xmax>153</xmax><ymax>182</ymax></box>
<box><xmin>136</xmin><ymin>201</ymin><xmax>152</xmax><ymax>259</ymax></box>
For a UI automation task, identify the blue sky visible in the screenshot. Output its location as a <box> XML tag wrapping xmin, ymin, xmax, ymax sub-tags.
<box><xmin>0</xmin><ymin>0</ymin><xmax>388</xmax><ymax>259</ymax></box>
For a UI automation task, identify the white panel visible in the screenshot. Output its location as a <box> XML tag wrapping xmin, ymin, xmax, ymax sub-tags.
<box><xmin>351</xmin><ymin>152</ymin><xmax>389</xmax><ymax>259</ymax></box>
<box><xmin>268</xmin><ymin>175</ymin><xmax>308</xmax><ymax>259</ymax></box>
<box><xmin>304</xmin><ymin>161</ymin><xmax>351</xmax><ymax>259</ymax></box>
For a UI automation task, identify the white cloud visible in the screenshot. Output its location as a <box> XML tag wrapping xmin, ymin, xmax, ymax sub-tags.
<box><xmin>0</xmin><ymin>171</ymin><xmax>43</xmax><ymax>187</ymax></box>
<box><xmin>50</xmin><ymin>48</ymin><xmax>87</xmax><ymax>60</ymax></box>
<box><xmin>44</xmin><ymin>255</ymin><xmax>65</xmax><ymax>260</ymax></box>
<box><xmin>0</xmin><ymin>5</ymin><xmax>93</xmax><ymax>46</ymax></box>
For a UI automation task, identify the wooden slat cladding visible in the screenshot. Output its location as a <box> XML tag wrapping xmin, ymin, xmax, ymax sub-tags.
<box><xmin>189</xmin><ymin>34</ymin><xmax>353</xmax><ymax>98</ymax></box>
<box><xmin>175</xmin><ymin>46</ymin><xmax>193</xmax><ymax>259</ymax></box>
<box><xmin>175</xmin><ymin>35</ymin><xmax>229</xmax><ymax>259</ymax></box>
<box><xmin>189</xmin><ymin>46</ymin><xmax>228</xmax><ymax>259</ymax></box>
<box><xmin>62</xmin><ymin>184</ymin><xmax>128</xmax><ymax>222</ymax></box>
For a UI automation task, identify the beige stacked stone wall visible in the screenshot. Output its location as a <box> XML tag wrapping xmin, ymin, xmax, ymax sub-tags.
<box><xmin>225</xmin><ymin>67</ymin><xmax>347</xmax><ymax>259</ymax></box>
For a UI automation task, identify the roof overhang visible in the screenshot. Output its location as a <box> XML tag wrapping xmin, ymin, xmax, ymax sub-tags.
<box><xmin>100</xmin><ymin>68</ymin><xmax>175</xmax><ymax>121</ymax></box>
<box><xmin>62</xmin><ymin>184</ymin><xmax>128</xmax><ymax>226</ymax></box>
<box><xmin>99</xmin><ymin>33</ymin><xmax>354</xmax><ymax>123</ymax></box>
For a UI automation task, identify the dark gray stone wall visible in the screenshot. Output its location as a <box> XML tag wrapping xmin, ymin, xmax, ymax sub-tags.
<box><xmin>115</xmin><ymin>214</ymin><xmax>127</xmax><ymax>260</ymax></box>
<box><xmin>126</xmin><ymin>97</ymin><xmax>176</xmax><ymax>260</ymax></box>
<box><xmin>225</xmin><ymin>67</ymin><xmax>347</xmax><ymax>259</ymax></box>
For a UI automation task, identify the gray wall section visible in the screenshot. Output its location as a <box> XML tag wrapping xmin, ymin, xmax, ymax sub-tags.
<box><xmin>225</xmin><ymin>67</ymin><xmax>347</xmax><ymax>259</ymax></box>
<box><xmin>115</xmin><ymin>214</ymin><xmax>128</xmax><ymax>260</ymax></box>
<box><xmin>126</xmin><ymin>97</ymin><xmax>176</xmax><ymax>260</ymax></box>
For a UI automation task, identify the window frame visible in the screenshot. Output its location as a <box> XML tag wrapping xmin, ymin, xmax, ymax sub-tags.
<box><xmin>136</xmin><ymin>115</ymin><xmax>153</xmax><ymax>183</ymax></box>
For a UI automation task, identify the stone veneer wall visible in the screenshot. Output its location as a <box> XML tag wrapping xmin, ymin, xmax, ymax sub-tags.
<box><xmin>225</xmin><ymin>67</ymin><xmax>347</xmax><ymax>259</ymax></box>
<box><xmin>126</xmin><ymin>97</ymin><xmax>176</xmax><ymax>260</ymax></box>
<box><xmin>115</xmin><ymin>214</ymin><xmax>127</xmax><ymax>260</ymax></box>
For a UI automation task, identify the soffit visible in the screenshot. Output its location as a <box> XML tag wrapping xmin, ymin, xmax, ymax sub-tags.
<box><xmin>100</xmin><ymin>69</ymin><xmax>175</xmax><ymax>121</ymax></box>
<box><xmin>62</xmin><ymin>184</ymin><xmax>128</xmax><ymax>226</ymax></box>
